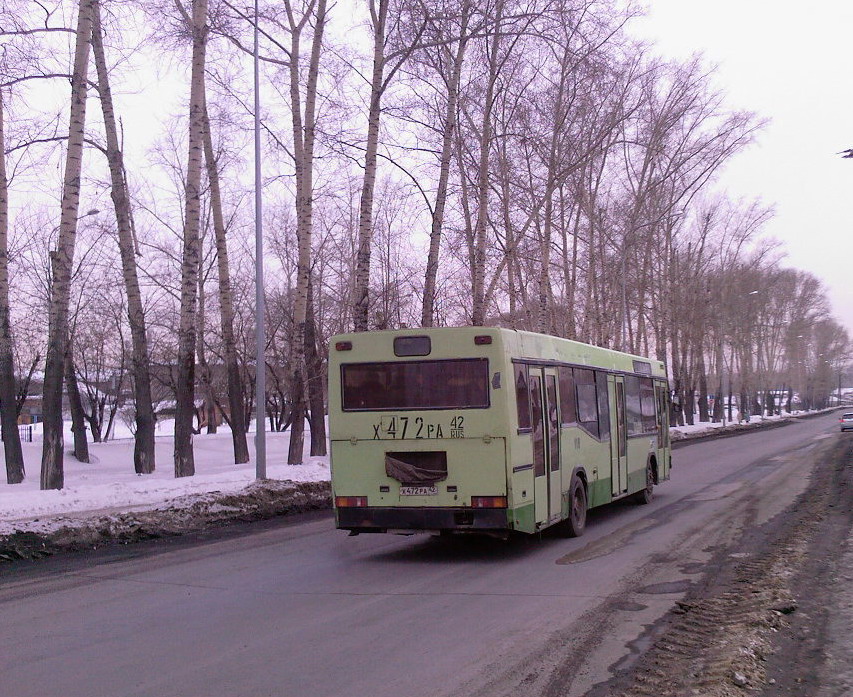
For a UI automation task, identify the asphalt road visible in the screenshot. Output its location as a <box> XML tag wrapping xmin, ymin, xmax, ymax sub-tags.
<box><xmin>0</xmin><ymin>413</ymin><xmax>841</xmax><ymax>697</ymax></box>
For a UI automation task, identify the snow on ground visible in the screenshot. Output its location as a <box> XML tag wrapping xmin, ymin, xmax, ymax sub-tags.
<box><xmin>670</xmin><ymin>410</ymin><xmax>798</xmax><ymax>437</ymax></box>
<box><xmin>1</xmin><ymin>419</ymin><xmax>329</xmax><ymax>534</ymax></box>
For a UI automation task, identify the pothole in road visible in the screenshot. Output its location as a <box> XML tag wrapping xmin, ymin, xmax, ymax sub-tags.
<box><xmin>637</xmin><ymin>580</ymin><xmax>692</xmax><ymax>594</ymax></box>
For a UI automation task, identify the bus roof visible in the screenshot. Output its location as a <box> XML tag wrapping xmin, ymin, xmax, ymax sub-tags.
<box><xmin>330</xmin><ymin>327</ymin><xmax>667</xmax><ymax>379</ymax></box>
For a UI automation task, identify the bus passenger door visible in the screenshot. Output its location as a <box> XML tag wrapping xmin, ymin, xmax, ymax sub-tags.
<box><xmin>655</xmin><ymin>382</ymin><xmax>669</xmax><ymax>479</ymax></box>
<box><xmin>529</xmin><ymin>368</ymin><xmax>560</xmax><ymax>526</ymax></box>
<box><xmin>529</xmin><ymin>371</ymin><xmax>548</xmax><ymax>527</ymax></box>
<box><xmin>544</xmin><ymin>369</ymin><xmax>561</xmax><ymax>524</ymax></box>
<box><xmin>610</xmin><ymin>376</ymin><xmax>628</xmax><ymax>496</ymax></box>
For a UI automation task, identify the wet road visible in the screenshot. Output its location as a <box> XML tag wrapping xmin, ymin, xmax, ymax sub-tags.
<box><xmin>0</xmin><ymin>413</ymin><xmax>841</xmax><ymax>697</ymax></box>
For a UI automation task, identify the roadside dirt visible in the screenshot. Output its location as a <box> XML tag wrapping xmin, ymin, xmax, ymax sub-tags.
<box><xmin>0</xmin><ymin>479</ymin><xmax>331</xmax><ymax>562</ymax></box>
<box><xmin>583</xmin><ymin>435</ymin><xmax>852</xmax><ymax>697</ymax></box>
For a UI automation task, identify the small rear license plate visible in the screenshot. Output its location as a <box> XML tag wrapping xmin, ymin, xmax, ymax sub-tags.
<box><xmin>399</xmin><ymin>486</ymin><xmax>438</xmax><ymax>496</ymax></box>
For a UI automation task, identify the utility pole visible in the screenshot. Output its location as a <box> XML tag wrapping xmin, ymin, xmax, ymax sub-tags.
<box><xmin>254</xmin><ymin>0</ymin><xmax>266</xmax><ymax>479</ymax></box>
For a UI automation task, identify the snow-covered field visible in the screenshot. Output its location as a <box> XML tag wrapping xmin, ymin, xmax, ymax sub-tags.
<box><xmin>0</xmin><ymin>410</ymin><xmax>824</xmax><ymax>535</ymax></box>
<box><xmin>0</xmin><ymin>420</ymin><xmax>329</xmax><ymax>534</ymax></box>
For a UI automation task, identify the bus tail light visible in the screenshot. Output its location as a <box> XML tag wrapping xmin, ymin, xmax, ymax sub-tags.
<box><xmin>471</xmin><ymin>496</ymin><xmax>507</xmax><ymax>508</ymax></box>
<box><xmin>474</xmin><ymin>335</ymin><xmax>492</xmax><ymax>345</ymax></box>
<box><xmin>335</xmin><ymin>341</ymin><xmax>353</xmax><ymax>351</ymax></box>
<box><xmin>336</xmin><ymin>496</ymin><xmax>368</xmax><ymax>507</ymax></box>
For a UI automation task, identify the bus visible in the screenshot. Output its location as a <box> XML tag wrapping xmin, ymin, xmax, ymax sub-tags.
<box><xmin>328</xmin><ymin>327</ymin><xmax>670</xmax><ymax>538</ymax></box>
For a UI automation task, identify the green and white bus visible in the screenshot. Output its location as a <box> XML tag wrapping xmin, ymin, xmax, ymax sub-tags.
<box><xmin>329</xmin><ymin>327</ymin><xmax>670</xmax><ymax>537</ymax></box>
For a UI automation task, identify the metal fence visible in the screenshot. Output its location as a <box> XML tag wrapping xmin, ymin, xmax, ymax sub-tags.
<box><xmin>18</xmin><ymin>424</ymin><xmax>33</xmax><ymax>443</ymax></box>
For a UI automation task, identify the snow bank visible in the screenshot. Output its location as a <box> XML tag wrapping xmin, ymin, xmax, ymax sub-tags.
<box><xmin>1</xmin><ymin>426</ymin><xmax>330</xmax><ymax>535</ymax></box>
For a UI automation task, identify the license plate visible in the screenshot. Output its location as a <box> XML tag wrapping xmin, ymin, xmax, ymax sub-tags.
<box><xmin>399</xmin><ymin>486</ymin><xmax>438</xmax><ymax>496</ymax></box>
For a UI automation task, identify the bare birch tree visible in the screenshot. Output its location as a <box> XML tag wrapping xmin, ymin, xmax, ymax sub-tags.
<box><xmin>0</xmin><ymin>87</ymin><xmax>25</xmax><ymax>484</ymax></box>
<box><xmin>351</xmin><ymin>0</ymin><xmax>428</xmax><ymax>331</ymax></box>
<box><xmin>201</xmin><ymin>93</ymin><xmax>249</xmax><ymax>463</ymax></box>
<box><xmin>173</xmin><ymin>0</ymin><xmax>209</xmax><ymax>477</ymax></box>
<box><xmin>281</xmin><ymin>0</ymin><xmax>327</xmax><ymax>464</ymax></box>
<box><xmin>416</xmin><ymin>0</ymin><xmax>473</xmax><ymax>328</ymax></box>
<box><xmin>91</xmin><ymin>0</ymin><xmax>157</xmax><ymax>473</ymax></box>
<box><xmin>40</xmin><ymin>0</ymin><xmax>95</xmax><ymax>490</ymax></box>
<box><xmin>469</xmin><ymin>0</ymin><xmax>506</xmax><ymax>327</ymax></box>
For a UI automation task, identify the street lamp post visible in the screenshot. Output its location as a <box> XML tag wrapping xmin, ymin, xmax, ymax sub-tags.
<box><xmin>253</xmin><ymin>0</ymin><xmax>266</xmax><ymax>480</ymax></box>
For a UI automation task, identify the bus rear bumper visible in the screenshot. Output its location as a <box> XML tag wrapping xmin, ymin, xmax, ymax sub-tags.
<box><xmin>336</xmin><ymin>506</ymin><xmax>509</xmax><ymax>532</ymax></box>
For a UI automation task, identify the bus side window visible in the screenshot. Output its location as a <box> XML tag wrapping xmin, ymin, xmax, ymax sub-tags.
<box><xmin>515</xmin><ymin>364</ymin><xmax>531</xmax><ymax>431</ymax></box>
<box><xmin>639</xmin><ymin>378</ymin><xmax>656</xmax><ymax>432</ymax></box>
<box><xmin>574</xmin><ymin>368</ymin><xmax>600</xmax><ymax>438</ymax></box>
<box><xmin>558</xmin><ymin>367</ymin><xmax>576</xmax><ymax>427</ymax></box>
<box><xmin>596</xmin><ymin>370</ymin><xmax>610</xmax><ymax>440</ymax></box>
<box><xmin>624</xmin><ymin>375</ymin><xmax>643</xmax><ymax>435</ymax></box>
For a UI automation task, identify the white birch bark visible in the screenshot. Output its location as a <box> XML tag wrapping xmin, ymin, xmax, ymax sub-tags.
<box><xmin>0</xmin><ymin>87</ymin><xmax>25</xmax><ymax>484</ymax></box>
<box><xmin>304</xmin><ymin>275</ymin><xmax>326</xmax><ymax>456</ymax></box>
<box><xmin>352</xmin><ymin>0</ymin><xmax>388</xmax><ymax>332</ymax></box>
<box><xmin>470</xmin><ymin>0</ymin><xmax>504</xmax><ymax>327</ymax></box>
<box><xmin>174</xmin><ymin>0</ymin><xmax>208</xmax><ymax>478</ymax></box>
<box><xmin>285</xmin><ymin>0</ymin><xmax>326</xmax><ymax>464</ymax></box>
<box><xmin>91</xmin><ymin>0</ymin><xmax>156</xmax><ymax>474</ymax></box>
<box><xmin>421</xmin><ymin>3</ymin><xmax>471</xmax><ymax>328</ymax></box>
<box><xmin>40</xmin><ymin>0</ymin><xmax>94</xmax><ymax>490</ymax></box>
<box><xmin>201</xmin><ymin>93</ymin><xmax>249</xmax><ymax>463</ymax></box>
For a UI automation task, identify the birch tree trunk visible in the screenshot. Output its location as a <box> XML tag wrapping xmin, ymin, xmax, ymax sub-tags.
<box><xmin>65</xmin><ymin>349</ymin><xmax>90</xmax><ymax>462</ymax></box>
<box><xmin>201</xmin><ymin>94</ymin><xmax>249</xmax><ymax>463</ymax></box>
<box><xmin>174</xmin><ymin>0</ymin><xmax>208</xmax><ymax>478</ymax></box>
<box><xmin>196</xmin><ymin>273</ymin><xmax>217</xmax><ymax>434</ymax></box>
<box><xmin>40</xmin><ymin>0</ymin><xmax>94</xmax><ymax>490</ymax></box>
<box><xmin>697</xmin><ymin>352</ymin><xmax>709</xmax><ymax>422</ymax></box>
<box><xmin>470</xmin><ymin>0</ymin><xmax>504</xmax><ymax>326</ymax></box>
<box><xmin>536</xmin><ymin>39</ymin><xmax>573</xmax><ymax>334</ymax></box>
<box><xmin>91</xmin><ymin>0</ymin><xmax>156</xmax><ymax>474</ymax></box>
<box><xmin>0</xmin><ymin>88</ymin><xmax>25</xmax><ymax>484</ymax></box>
<box><xmin>305</xmin><ymin>275</ymin><xmax>326</xmax><ymax>457</ymax></box>
<box><xmin>352</xmin><ymin>0</ymin><xmax>387</xmax><ymax>332</ymax></box>
<box><xmin>286</xmin><ymin>0</ymin><xmax>326</xmax><ymax>464</ymax></box>
<box><xmin>421</xmin><ymin>4</ymin><xmax>470</xmax><ymax>328</ymax></box>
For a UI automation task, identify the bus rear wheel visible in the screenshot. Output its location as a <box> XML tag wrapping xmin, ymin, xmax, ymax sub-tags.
<box><xmin>563</xmin><ymin>475</ymin><xmax>587</xmax><ymax>537</ymax></box>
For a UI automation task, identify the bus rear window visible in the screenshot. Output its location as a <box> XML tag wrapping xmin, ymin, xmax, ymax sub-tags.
<box><xmin>341</xmin><ymin>359</ymin><xmax>490</xmax><ymax>411</ymax></box>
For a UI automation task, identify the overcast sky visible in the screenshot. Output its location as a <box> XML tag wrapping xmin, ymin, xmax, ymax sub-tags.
<box><xmin>631</xmin><ymin>0</ymin><xmax>853</xmax><ymax>334</ymax></box>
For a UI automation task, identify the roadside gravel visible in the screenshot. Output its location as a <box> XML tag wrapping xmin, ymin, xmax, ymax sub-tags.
<box><xmin>584</xmin><ymin>433</ymin><xmax>852</xmax><ymax>697</ymax></box>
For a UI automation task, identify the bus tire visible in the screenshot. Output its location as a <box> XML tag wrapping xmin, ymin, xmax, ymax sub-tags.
<box><xmin>633</xmin><ymin>460</ymin><xmax>654</xmax><ymax>505</ymax></box>
<box><xmin>564</xmin><ymin>475</ymin><xmax>587</xmax><ymax>537</ymax></box>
